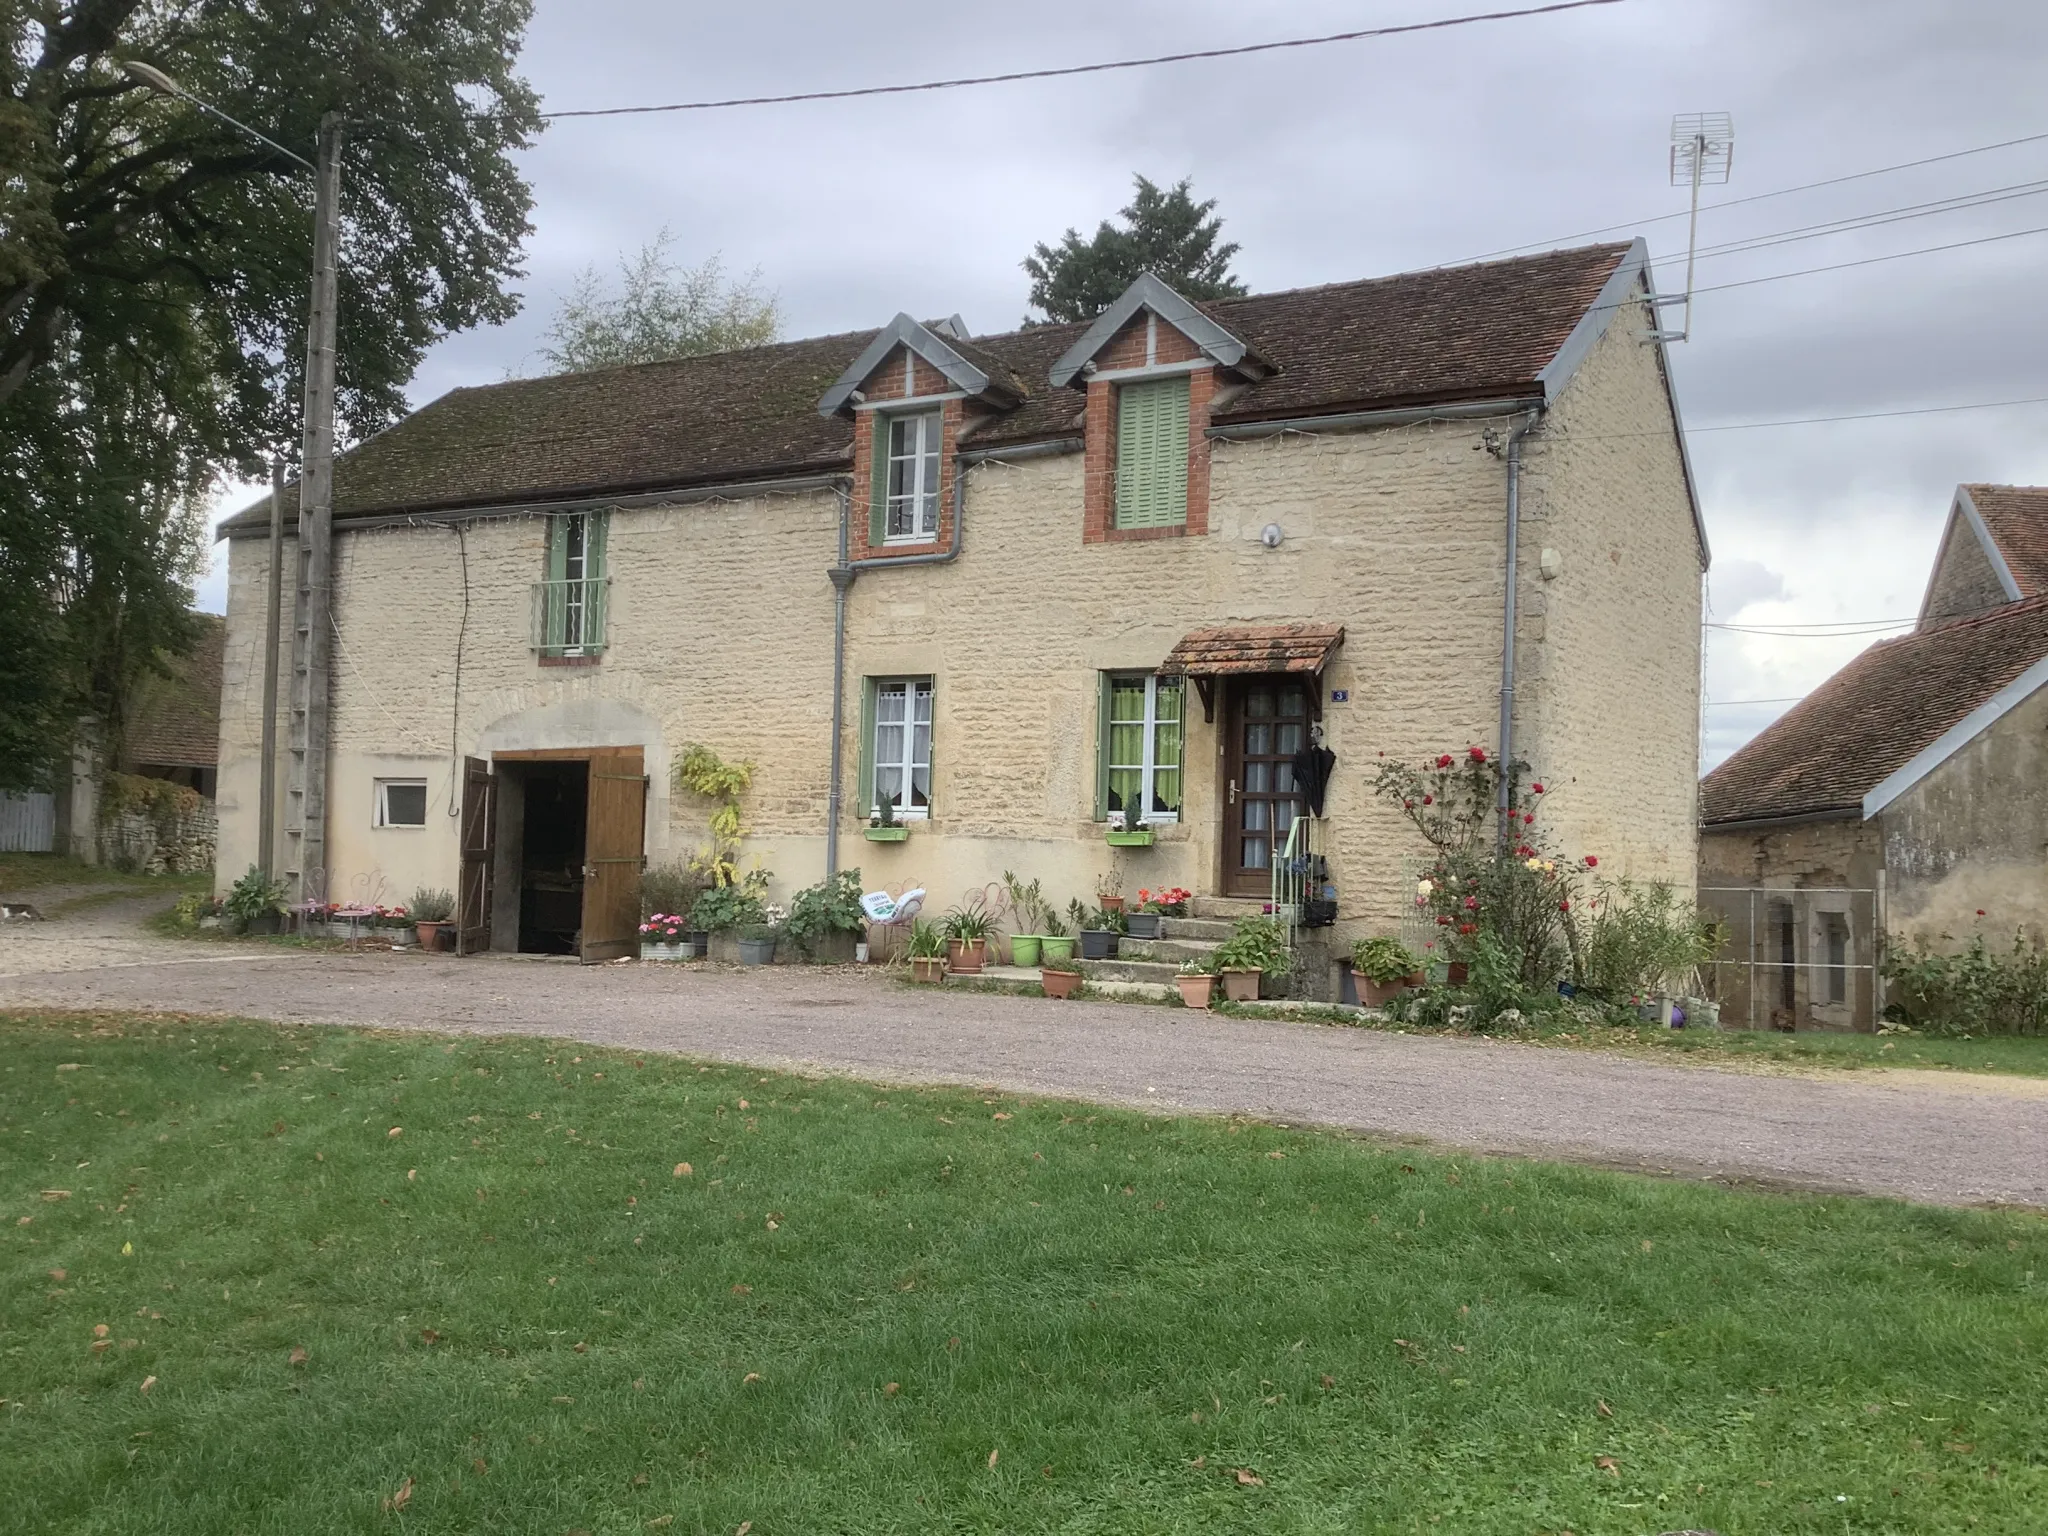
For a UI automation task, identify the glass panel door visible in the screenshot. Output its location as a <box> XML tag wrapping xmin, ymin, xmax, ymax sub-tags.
<box><xmin>1225</xmin><ymin>679</ymin><xmax>1308</xmax><ymax>896</ymax></box>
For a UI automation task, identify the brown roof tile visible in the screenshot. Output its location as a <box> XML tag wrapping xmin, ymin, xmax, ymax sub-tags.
<box><xmin>222</xmin><ymin>244</ymin><xmax>1634</xmax><ymax>532</ymax></box>
<box><xmin>1966</xmin><ymin>484</ymin><xmax>2048</xmax><ymax>597</ymax></box>
<box><xmin>124</xmin><ymin>614</ymin><xmax>224</xmax><ymax>769</ymax></box>
<box><xmin>1699</xmin><ymin>595</ymin><xmax>2048</xmax><ymax>825</ymax></box>
<box><xmin>1161</xmin><ymin>622</ymin><xmax>1346</xmax><ymax>676</ymax></box>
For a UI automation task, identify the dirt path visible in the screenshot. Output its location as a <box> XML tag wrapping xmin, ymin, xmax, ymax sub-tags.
<box><xmin>4</xmin><ymin>924</ymin><xmax>2044</xmax><ymax>1210</ymax></box>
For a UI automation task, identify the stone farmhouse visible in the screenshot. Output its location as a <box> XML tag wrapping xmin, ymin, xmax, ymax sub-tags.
<box><xmin>215</xmin><ymin>241</ymin><xmax>1706</xmax><ymax>985</ymax></box>
<box><xmin>1700</xmin><ymin>485</ymin><xmax>2048</xmax><ymax>1028</ymax></box>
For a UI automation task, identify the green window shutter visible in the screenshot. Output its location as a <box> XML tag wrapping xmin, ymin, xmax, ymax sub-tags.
<box><xmin>1115</xmin><ymin>376</ymin><xmax>1190</xmax><ymax>530</ymax></box>
<box><xmin>542</xmin><ymin>515</ymin><xmax>568</xmax><ymax>650</ymax></box>
<box><xmin>585</xmin><ymin>510</ymin><xmax>608</xmax><ymax>578</ymax></box>
<box><xmin>1093</xmin><ymin>673</ymin><xmax>1113</xmax><ymax>822</ymax></box>
<box><xmin>856</xmin><ymin>678</ymin><xmax>878</xmax><ymax>817</ymax></box>
<box><xmin>869</xmin><ymin>414</ymin><xmax>889</xmax><ymax>548</ymax></box>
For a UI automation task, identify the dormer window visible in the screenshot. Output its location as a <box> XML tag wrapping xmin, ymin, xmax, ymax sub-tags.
<box><xmin>1115</xmin><ymin>376</ymin><xmax>1191</xmax><ymax>530</ymax></box>
<box><xmin>885</xmin><ymin>411</ymin><xmax>943</xmax><ymax>542</ymax></box>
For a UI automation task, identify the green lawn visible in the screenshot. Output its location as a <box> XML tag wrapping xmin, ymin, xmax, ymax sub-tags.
<box><xmin>3</xmin><ymin>1011</ymin><xmax>2042</xmax><ymax>1534</ymax></box>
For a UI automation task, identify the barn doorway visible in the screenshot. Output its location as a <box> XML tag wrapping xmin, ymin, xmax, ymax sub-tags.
<box><xmin>513</xmin><ymin>759</ymin><xmax>587</xmax><ymax>954</ymax></box>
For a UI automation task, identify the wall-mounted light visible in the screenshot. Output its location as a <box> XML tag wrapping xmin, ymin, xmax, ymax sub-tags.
<box><xmin>1260</xmin><ymin>523</ymin><xmax>1284</xmax><ymax>549</ymax></box>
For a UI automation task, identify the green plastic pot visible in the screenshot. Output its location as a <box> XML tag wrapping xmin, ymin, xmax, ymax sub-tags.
<box><xmin>1009</xmin><ymin>935</ymin><xmax>1043</xmax><ymax>966</ymax></box>
<box><xmin>1039</xmin><ymin>936</ymin><xmax>1076</xmax><ymax>963</ymax></box>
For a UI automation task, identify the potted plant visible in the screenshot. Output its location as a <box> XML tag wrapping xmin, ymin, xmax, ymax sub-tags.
<box><xmin>1039</xmin><ymin>961</ymin><xmax>1084</xmax><ymax>999</ymax></box>
<box><xmin>1001</xmin><ymin>870</ymin><xmax>1047</xmax><ymax>967</ymax></box>
<box><xmin>906</xmin><ymin>917</ymin><xmax>946</xmax><ymax>983</ymax></box>
<box><xmin>1126</xmin><ymin>886</ymin><xmax>1190</xmax><ymax>941</ymax></box>
<box><xmin>942</xmin><ymin>895</ymin><xmax>996</xmax><ymax>974</ymax></box>
<box><xmin>1351</xmin><ymin>937</ymin><xmax>1423</xmax><ymax>1008</ymax></box>
<box><xmin>741</xmin><ymin>921</ymin><xmax>778</xmax><ymax>966</ymax></box>
<box><xmin>410</xmin><ymin>887</ymin><xmax>455</xmax><ymax>950</ymax></box>
<box><xmin>782</xmin><ymin>870</ymin><xmax>868</xmax><ymax>963</ymax></box>
<box><xmin>640</xmin><ymin>912</ymin><xmax>689</xmax><ymax>960</ymax></box>
<box><xmin>1039</xmin><ymin>908</ymin><xmax>1076</xmax><ymax>965</ymax></box>
<box><xmin>224</xmin><ymin>866</ymin><xmax>288</xmax><ymax>937</ymax></box>
<box><xmin>865</xmin><ymin>795</ymin><xmax>909</xmax><ymax>842</ymax></box>
<box><xmin>1213</xmin><ymin>916</ymin><xmax>1292</xmax><ymax>1002</ymax></box>
<box><xmin>1095</xmin><ymin>874</ymin><xmax>1125</xmax><ymax>914</ymax></box>
<box><xmin>1175</xmin><ymin>957</ymin><xmax>1217</xmax><ymax>1009</ymax></box>
<box><xmin>1075</xmin><ymin>899</ymin><xmax>1120</xmax><ymax>961</ymax></box>
<box><xmin>690</xmin><ymin>878</ymin><xmax>768</xmax><ymax>959</ymax></box>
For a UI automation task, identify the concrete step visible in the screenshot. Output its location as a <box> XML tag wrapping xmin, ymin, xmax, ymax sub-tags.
<box><xmin>1077</xmin><ymin>956</ymin><xmax>1183</xmax><ymax>985</ymax></box>
<box><xmin>1189</xmin><ymin>895</ymin><xmax>1272</xmax><ymax>921</ymax></box>
<box><xmin>1116</xmin><ymin>937</ymin><xmax>1221</xmax><ymax>966</ymax></box>
<box><xmin>1160</xmin><ymin>915</ymin><xmax>1235</xmax><ymax>942</ymax></box>
<box><xmin>939</xmin><ymin>963</ymin><xmax>1171</xmax><ymax>1004</ymax></box>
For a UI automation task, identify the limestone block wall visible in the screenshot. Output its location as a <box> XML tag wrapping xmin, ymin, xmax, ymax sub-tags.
<box><xmin>1520</xmin><ymin>293</ymin><xmax>1704</xmax><ymax>891</ymax></box>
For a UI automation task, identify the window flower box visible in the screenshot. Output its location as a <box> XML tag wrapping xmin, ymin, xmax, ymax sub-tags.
<box><xmin>1104</xmin><ymin>828</ymin><xmax>1154</xmax><ymax>848</ymax></box>
<box><xmin>864</xmin><ymin>825</ymin><xmax>910</xmax><ymax>843</ymax></box>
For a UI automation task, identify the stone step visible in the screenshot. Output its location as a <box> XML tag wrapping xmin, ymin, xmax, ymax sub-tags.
<box><xmin>1116</xmin><ymin>937</ymin><xmax>1221</xmax><ymax>966</ymax></box>
<box><xmin>1160</xmin><ymin>915</ymin><xmax>1236</xmax><ymax>942</ymax></box>
<box><xmin>1189</xmin><ymin>895</ymin><xmax>1273</xmax><ymax>921</ymax></box>
<box><xmin>1077</xmin><ymin>956</ymin><xmax>1183</xmax><ymax>985</ymax></box>
<box><xmin>939</xmin><ymin>964</ymin><xmax>1171</xmax><ymax>1004</ymax></box>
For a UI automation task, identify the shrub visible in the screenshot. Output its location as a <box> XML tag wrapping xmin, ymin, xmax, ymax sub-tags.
<box><xmin>783</xmin><ymin>869</ymin><xmax>867</xmax><ymax>957</ymax></box>
<box><xmin>1884</xmin><ymin>929</ymin><xmax>2048</xmax><ymax>1037</ymax></box>
<box><xmin>224</xmin><ymin>867</ymin><xmax>287</xmax><ymax>924</ymax></box>
<box><xmin>690</xmin><ymin>879</ymin><xmax>765</xmax><ymax>934</ymax></box>
<box><xmin>641</xmin><ymin>861</ymin><xmax>708</xmax><ymax>923</ymax></box>
<box><xmin>1576</xmin><ymin>879</ymin><xmax>1720</xmax><ymax>1000</ymax></box>
<box><xmin>409</xmin><ymin>888</ymin><xmax>455</xmax><ymax>924</ymax></box>
<box><xmin>1214</xmin><ymin>916</ymin><xmax>1292</xmax><ymax>977</ymax></box>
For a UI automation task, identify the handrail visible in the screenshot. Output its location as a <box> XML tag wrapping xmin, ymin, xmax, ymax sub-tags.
<box><xmin>1270</xmin><ymin>815</ymin><xmax>1304</xmax><ymax>950</ymax></box>
<box><xmin>531</xmin><ymin>575</ymin><xmax>610</xmax><ymax>654</ymax></box>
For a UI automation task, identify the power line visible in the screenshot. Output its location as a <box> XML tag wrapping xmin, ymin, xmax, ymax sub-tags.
<box><xmin>1450</xmin><ymin>127</ymin><xmax>2048</xmax><ymax>265</ymax></box>
<box><xmin>536</xmin><ymin>0</ymin><xmax>1627</xmax><ymax>119</ymax></box>
<box><xmin>1706</xmin><ymin>621</ymin><xmax>1916</xmax><ymax>637</ymax></box>
<box><xmin>1690</xmin><ymin>222</ymin><xmax>2048</xmax><ymax>296</ymax></box>
<box><xmin>1646</xmin><ymin>178</ymin><xmax>2048</xmax><ymax>269</ymax></box>
<box><xmin>1702</xmin><ymin>696</ymin><xmax>1806</xmax><ymax>707</ymax></box>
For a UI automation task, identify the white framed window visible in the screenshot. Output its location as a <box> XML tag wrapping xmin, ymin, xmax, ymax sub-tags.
<box><xmin>374</xmin><ymin>779</ymin><xmax>429</xmax><ymax>828</ymax></box>
<box><xmin>885</xmin><ymin>411</ymin><xmax>943</xmax><ymax>542</ymax></box>
<box><xmin>868</xmin><ymin>677</ymin><xmax>933</xmax><ymax>817</ymax></box>
<box><xmin>1102</xmin><ymin>674</ymin><xmax>1184</xmax><ymax>822</ymax></box>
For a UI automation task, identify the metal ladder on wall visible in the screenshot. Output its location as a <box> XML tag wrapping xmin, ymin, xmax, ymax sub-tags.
<box><xmin>281</xmin><ymin>536</ymin><xmax>314</xmax><ymax>903</ymax></box>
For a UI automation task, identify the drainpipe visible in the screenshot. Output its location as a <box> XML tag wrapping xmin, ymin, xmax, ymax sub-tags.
<box><xmin>823</xmin><ymin>437</ymin><xmax>1078</xmax><ymax>875</ymax></box>
<box><xmin>1495</xmin><ymin>410</ymin><xmax>1542</xmax><ymax>847</ymax></box>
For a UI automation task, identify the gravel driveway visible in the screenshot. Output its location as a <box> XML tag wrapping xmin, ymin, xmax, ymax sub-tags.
<box><xmin>4</xmin><ymin>907</ymin><xmax>2044</xmax><ymax>1210</ymax></box>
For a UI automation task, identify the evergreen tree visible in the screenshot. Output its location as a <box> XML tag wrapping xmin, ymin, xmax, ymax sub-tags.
<box><xmin>1022</xmin><ymin>175</ymin><xmax>1247</xmax><ymax>325</ymax></box>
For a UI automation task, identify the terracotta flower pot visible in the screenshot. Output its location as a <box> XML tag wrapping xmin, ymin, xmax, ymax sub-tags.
<box><xmin>1100</xmin><ymin>896</ymin><xmax>1125</xmax><ymax>913</ymax></box>
<box><xmin>1176</xmin><ymin>973</ymin><xmax>1216</xmax><ymax>1009</ymax></box>
<box><xmin>1220</xmin><ymin>968</ymin><xmax>1261</xmax><ymax>1003</ymax></box>
<box><xmin>1446</xmin><ymin>961</ymin><xmax>1469</xmax><ymax>986</ymax></box>
<box><xmin>946</xmin><ymin>937</ymin><xmax>987</xmax><ymax>974</ymax></box>
<box><xmin>910</xmin><ymin>955</ymin><xmax>946</xmax><ymax>984</ymax></box>
<box><xmin>1040</xmin><ymin>967</ymin><xmax>1083</xmax><ymax>999</ymax></box>
<box><xmin>1361</xmin><ymin>977</ymin><xmax>1408</xmax><ymax>1008</ymax></box>
<box><xmin>415</xmin><ymin>921</ymin><xmax>447</xmax><ymax>950</ymax></box>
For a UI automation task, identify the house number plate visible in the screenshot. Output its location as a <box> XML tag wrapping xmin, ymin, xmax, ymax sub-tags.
<box><xmin>1329</xmin><ymin>689</ymin><xmax>1349</xmax><ymax>702</ymax></box>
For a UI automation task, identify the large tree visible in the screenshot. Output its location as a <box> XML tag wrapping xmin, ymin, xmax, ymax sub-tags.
<box><xmin>1022</xmin><ymin>174</ymin><xmax>1247</xmax><ymax>325</ymax></box>
<box><xmin>538</xmin><ymin>231</ymin><xmax>779</xmax><ymax>375</ymax></box>
<box><xmin>0</xmin><ymin>1</ymin><xmax>542</xmax><ymax>788</ymax></box>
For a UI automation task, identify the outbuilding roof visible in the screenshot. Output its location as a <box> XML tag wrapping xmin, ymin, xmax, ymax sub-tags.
<box><xmin>1964</xmin><ymin>484</ymin><xmax>2048</xmax><ymax>597</ymax></box>
<box><xmin>124</xmin><ymin>614</ymin><xmax>224</xmax><ymax>770</ymax></box>
<box><xmin>222</xmin><ymin>242</ymin><xmax>1642</xmax><ymax>533</ymax></box>
<box><xmin>1699</xmin><ymin>595</ymin><xmax>2048</xmax><ymax>826</ymax></box>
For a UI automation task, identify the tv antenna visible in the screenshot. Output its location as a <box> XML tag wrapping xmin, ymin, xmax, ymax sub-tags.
<box><xmin>1650</xmin><ymin>111</ymin><xmax>1734</xmax><ymax>342</ymax></box>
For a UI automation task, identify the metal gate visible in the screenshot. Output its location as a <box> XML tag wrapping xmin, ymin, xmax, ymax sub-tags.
<box><xmin>0</xmin><ymin>792</ymin><xmax>55</xmax><ymax>853</ymax></box>
<box><xmin>1697</xmin><ymin>886</ymin><xmax>1882</xmax><ymax>1032</ymax></box>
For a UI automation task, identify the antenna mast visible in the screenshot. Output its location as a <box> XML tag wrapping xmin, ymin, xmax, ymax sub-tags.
<box><xmin>1651</xmin><ymin>111</ymin><xmax>1734</xmax><ymax>343</ymax></box>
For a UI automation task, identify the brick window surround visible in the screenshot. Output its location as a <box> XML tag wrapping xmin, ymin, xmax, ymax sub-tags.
<box><xmin>847</xmin><ymin>347</ymin><xmax>963</xmax><ymax>562</ymax></box>
<box><xmin>1080</xmin><ymin>313</ymin><xmax>1214</xmax><ymax>545</ymax></box>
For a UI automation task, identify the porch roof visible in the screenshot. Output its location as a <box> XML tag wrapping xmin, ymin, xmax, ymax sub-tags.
<box><xmin>1159</xmin><ymin>622</ymin><xmax>1345</xmax><ymax>676</ymax></box>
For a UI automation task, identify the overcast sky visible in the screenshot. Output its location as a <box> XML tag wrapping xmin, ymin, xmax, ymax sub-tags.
<box><xmin>196</xmin><ymin>0</ymin><xmax>2048</xmax><ymax>772</ymax></box>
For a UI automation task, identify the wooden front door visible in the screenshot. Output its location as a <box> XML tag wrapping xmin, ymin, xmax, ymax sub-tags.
<box><xmin>1223</xmin><ymin>678</ymin><xmax>1310</xmax><ymax>897</ymax></box>
<box><xmin>580</xmin><ymin>746</ymin><xmax>647</xmax><ymax>963</ymax></box>
<box><xmin>457</xmin><ymin>756</ymin><xmax>494</xmax><ymax>955</ymax></box>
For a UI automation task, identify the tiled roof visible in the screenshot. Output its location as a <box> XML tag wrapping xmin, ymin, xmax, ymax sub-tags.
<box><xmin>1161</xmin><ymin>623</ymin><xmax>1346</xmax><ymax>676</ymax></box>
<box><xmin>221</xmin><ymin>243</ymin><xmax>1634</xmax><ymax>532</ymax></box>
<box><xmin>1966</xmin><ymin>484</ymin><xmax>2048</xmax><ymax>596</ymax></box>
<box><xmin>124</xmin><ymin>614</ymin><xmax>224</xmax><ymax>769</ymax></box>
<box><xmin>1699</xmin><ymin>595</ymin><xmax>2048</xmax><ymax>825</ymax></box>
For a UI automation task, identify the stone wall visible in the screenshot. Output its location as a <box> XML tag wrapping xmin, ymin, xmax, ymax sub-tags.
<box><xmin>100</xmin><ymin>797</ymin><xmax>216</xmax><ymax>875</ymax></box>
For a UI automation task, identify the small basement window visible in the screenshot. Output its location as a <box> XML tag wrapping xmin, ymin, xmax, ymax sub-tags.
<box><xmin>374</xmin><ymin>779</ymin><xmax>429</xmax><ymax>828</ymax></box>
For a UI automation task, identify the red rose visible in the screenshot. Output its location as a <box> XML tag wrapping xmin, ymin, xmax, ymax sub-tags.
<box><xmin>1458</xmin><ymin>922</ymin><xmax>1477</xmax><ymax>935</ymax></box>
<box><xmin>1422</xmin><ymin>795</ymin><xmax>1433</xmax><ymax>806</ymax></box>
<box><xmin>1976</xmin><ymin>908</ymin><xmax>1987</xmax><ymax>916</ymax></box>
<box><xmin>1436</xmin><ymin>754</ymin><xmax>1454</xmax><ymax>769</ymax></box>
<box><xmin>1559</xmin><ymin>900</ymin><xmax>1571</xmax><ymax>912</ymax></box>
<box><xmin>1531</xmin><ymin>782</ymin><xmax>1545</xmax><ymax>794</ymax></box>
<box><xmin>1404</xmin><ymin>800</ymin><xmax>1415</xmax><ymax>810</ymax></box>
<box><xmin>1463</xmin><ymin>896</ymin><xmax>1478</xmax><ymax>910</ymax></box>
<box><xmin>1468</xmin><ymin>746</ymin><xmax>1486</xmax><ymax>762</ymax></box>
<box><xmin>1523</xmin><ymin>812</ymin><xmax>1535</xmax><ymax>824</ymax></box>
<box><xmin>1584</xmin><ymin>855</ymin><xmax>1598</xmax><ymax>868</ymax></box>
<box><xmin>1436</xmin><ymin>916</ymin><xmax>1452</xmax><ymax>926</ymax></box>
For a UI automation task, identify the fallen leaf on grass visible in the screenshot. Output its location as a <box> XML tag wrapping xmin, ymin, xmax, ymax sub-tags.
<box><xmin>987</xmin><ymin>1449</ymin><xmax>998</xmax><ymax>1469</ymax></box>
<box><xmin>139</xmin><ymin>1376</ymin><xmax>156</xmax><ymax>1393</ymax></box>
<box><xmin>94</xmin><ymin>1324</ymin><xmax>110</xmax><ymax>1339</ymax></box>
<box><xmin>1320</xmin><ymin>1374</ymin><xmax>1336</xmax><ymax>1389</ymax></box>
<box><xmin>735</xmin><ymin>1523</ymin><xmax>751</xmax><ymax>1535</ymax></box>
<box><xmin>1266</xmin><ymin>1151</ymin><xmax>1285</xmax><ymax>1160</ymax></box>
<box><xmin>48</xmin><ymin>1268</ymin><xmax>65</xmax><ymax>1282</ymax></box>
<box><xmin>573</xmin><ymin>1341</ymin><xmax>588</xmax><ymax>1354</ymax></box>
<box><xmin>289</xmin><ymin>1347</ymin><xmax>308</xmax><ymax>1367</ymax></box>
<box><xmin>406</xmin><ymin>1169</ymin><xmax>417</xmax><ymax>1182</ymax></box>
<box><xmin>1945</xmin><ymin>1441</ymin><xmax>1976</xmax><ymax>1455</ymax></box>
<box><xmin>91</xmin><ymin>1339</ymin><xmax>109</xmax><ymax>1354</ymax></box>
<box><xmin>1596</xmin><ymin>1400</ymin><xmax>1613</xmax><ymax>1418</ymax></box>
<box><xmin>41</xmin><ymin>1189</ymin><xmax>71</xmax><ymax>1201</ymax></box>
<box><xmin>1234</xmin><ymin>1468</ymin><xmax>1265</xmax><ymax>1487</ymax></box>
<box><xmin>731</xmin><ymin>1283</ymin><xmax>751</xmax><ymax>1296</ymax></box>
<box><xmin>1595</xmin><ymin>1456</ymin><xmax>1619</xmax><ymax>1476</ymax></box>
<box><xmin>742</xmin><ymin>1373</ymin><xmax>761</xmax><ymax>1385</ymax></box>
<box><xmin>1188</xmin><ymin>1456</ymin><xmax>1206</xmax><ymax>1469</ymax></box>
<box><xmin>383</xmin><ymin>1477</ymin><xmax>413</xmax><ymax>1513</ymax></box>
<box><xmin>644</xmin><ymin>1519</ymin><xmax>671</xmax><ymax>1530</ymax></box>
<box><xmin>551</xmin><ymin>1395</ymin><xmax>573</xmax><ymax>1404</ymax></box>
<box><xmin>420</xmin><ymin>1329</ymin><xmax>440</xmax><ymax>1345</ymax></box>
<box><xmin>16</xmin><ymin>1217</ymin><xmax>31</xmax><ymax>1227</ymax></box>
<box><xmin>673</xmin><ymin>1163</ymin><xmax>692</xmax><ymax>1177</ymax></box>
<box><xmin>387</xmin><ymin>1127</ymin><xmax>402</xmax><ymax>1138</ymax></box>
<box><xmin>992</xmin><ymin>1112</ymin><xmax>1011</xmax><ymax>1121</ymax></box>
<box><xmin>737</xmin><ymin>1099</ymin><xmax>749</xmax><ymax>1110</ymax></box>
<box><xmin>56</xmin><ymin>1062</ymin><xmax>82</xmax><ymax>1071</ymax></box>
<box><xmin>883</xmin><ymin>1382</ymin><xmax>900</xmax><ymax>1397</ymax></box>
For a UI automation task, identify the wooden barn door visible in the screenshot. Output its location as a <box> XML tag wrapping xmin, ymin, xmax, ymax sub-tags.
<box><xmin>580</xmin><ymin>746</ymin><xmax>647</xmax><ymax>963</ymax></box>
<box><xmin>457</xmin><ymin>756</ymin><xmax>494</xmax><ymax>955</ymax></box>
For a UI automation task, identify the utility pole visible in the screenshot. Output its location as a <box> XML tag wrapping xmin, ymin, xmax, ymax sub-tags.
<box><xmin>285</xmin><ymin>112</ymin><xmax>343</xmax><ymax>905</ymax></box>
<box><xmin>258</xmin><ymin>457</ymin><xmax>285</xmax><ymax>878</ymax></box>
